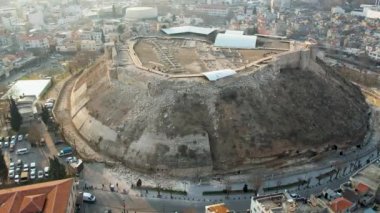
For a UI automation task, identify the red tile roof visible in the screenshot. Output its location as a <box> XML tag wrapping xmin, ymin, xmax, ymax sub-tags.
<box><xmin>0</xmin><ymin>178</ymin><xmax>74</xmax><ymax>213</ymax></box>
<box><xmin>330</xmin><ymin>197</ymin><xmax>353</xmax><ymax>213</ymax></box>
<box><xmin>355</xmin><ymin>182</ymin><xmax>369</xmax><ymax>194</ymax></box>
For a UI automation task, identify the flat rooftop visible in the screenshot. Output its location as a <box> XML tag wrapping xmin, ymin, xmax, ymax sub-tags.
<box><xmin>350</xmin><ymin>164</ymin><xmax>380</xmax><ymax>191</ymax></box>
<box><xmin>2</xmin><ymin>79</ymin><xmax>51</xmax><ymax>100</ymax></box>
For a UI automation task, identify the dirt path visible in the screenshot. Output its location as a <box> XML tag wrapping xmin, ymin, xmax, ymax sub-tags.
<box><xmin>54</xmin><ymin>74</ymin><xmax>106</xmax><ymax>162</ymax></box>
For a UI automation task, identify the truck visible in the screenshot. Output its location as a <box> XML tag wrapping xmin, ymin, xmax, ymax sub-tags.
<box><xmin>58</xmin><ymin>147</ymin><xmax>73</xmax><ymax>157</ymax></box>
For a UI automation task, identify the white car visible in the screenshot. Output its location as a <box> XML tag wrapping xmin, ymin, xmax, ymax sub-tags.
<box><xmin>3</xmin><ymin>141</ymin><xmax>8</xmax><ymax>148</ymax></box>
<box><xmin>11</xmin><ymin>135</ymin><xmax>16</xmax><ymax>140</ymax></box>
<box><xmin>30</xmin><ymin>162</ymin><xmax>36</xmax><ymax>169</ymax></box>
<box><xmin>14</xmin><ymin>174</ymin><xmax>20</xmax><ymax>183</ymax></box>
<box><xmin>83</xmin><ymin>192</ymin><xmax>96</xmax><ymax>203</ymax></box>
<box><xmin>44</xmin><ymin>167</ymin><xmax>49</xmax><ymax>178</ymax></box>
<box><xmin>23</xmin><ymin>164</ymin><xmax>29</xmax><ymax>172</ymax></box>
<box><xmin>10</xmin><ymin>139</ymin><xmax>16</xmax><ymax>146</ymax></box>
<box><xmin>46</xmin><ymin>98</ymin><xmax>55</xmax><ymax>103</ymax></box>
<box><xmin>9</xmin><ymin>162</ymin><xmax>15</xmax><ymax>170</ymax></box>
<box><xmin>8</xmin><ymin>170</ymin><xmax>14</xmax><ymax>179</ymax></box>
<box><xmin>37</xmin><ymin>170</ymin><xmax>44</xmax><ymax>179</ymax></box>
<box><xmin>30</xmin><ymin>170</ymin><xmax>36</xmax><ymax>180</ymax></box>
<box><xmin>17</xmin><ymin>134</ymin><xmax>23</xmax><ymax>141</ymax></box>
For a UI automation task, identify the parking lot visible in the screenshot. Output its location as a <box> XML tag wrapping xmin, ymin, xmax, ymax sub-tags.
<box><xmin>0</xmin><ymin>123</ymin><xmax>74</xmax><ymax>185</ymax></box>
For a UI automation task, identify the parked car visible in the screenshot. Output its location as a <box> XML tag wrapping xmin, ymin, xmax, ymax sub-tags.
<box><xmin>290</xmin><ymin>193</ymin><xmax>300</xmax><ymax>199</ymax></box>
<box><xmin>0</xmin><ymin>141</ymin><xmax>2</xmax><ymax>149</ymax></box>
<box><xmin>8</xmin><ymin>170</ymin><xmax>14</xmax><ymax>179</ymax></box>
<box><xmin>54</xmin><ymin>139</ymin><xmax>64</xmax><ymax>145</ymax></box>
<box><xmin>3</xmin><ymin>141</ymin><xmax>8</xmax><ymax>148</ymax></box>
<box><xmin>82</xmin><ymin>192</ymin><xmax>96</xmax><ymax>203</ymax></box>
<box><xmin>9</xmin><ymin>162</ymin><xmax>14</xmax><ymax>170</ymax></box>
<box><xmin>37</xmin><ymin>170</ymin><xmax>44</xmax><ymax>179</ymax></box>
<box><xmin>23</xmin><ymin>163</ymin><xmax>29</xmax><ymax>172</ymax></box>
<box><xmin>66</xmin><ymin>156</ymin><xmax>77</xmax><ymax>163</ymax></box>
<box><xmin>16</xmin><ymin>159</ymin><xmax>22</xmax><ymax>166</ymax></box>
<box><xmin>44</xmin><ymin>167</ymin><xmax>49</xmax><ymax>178</ymax></box>
<box><xmin>9</xmin><ymin>144</ymin><xmax>15</xmax><ymax>152</ymax></box>
<box><xmin>46</xmin><ymin>98</ymin><xmax>55</xmax><ymax>103</ymax></box>
<box><xmin>18</xmin><ymin>134</ymin><xmax>23</xmax><ymax>141</ymax></box>
<box><xmin>30</xmin><ymin>170</ymin><xmax>36</xmax><ymax>180</ymax></box>
<box><xmin>30</xmin><ymin>162</ymin><xmax>36</xmax><ymax>169</ymax></box>
<box><xmin>10</xmin><ymin>139</ymin><xmax>16</xmax><ymax>145</ymax></box>
<box><xmin>16</xmin><ymin>148</ymin><xmax>29</xmax><ymax>155</ymax></box>
<box><xmin>14</xmin><ymin>174</ymin><xmax>20</xmax><ymax>183</ymax></box>
<box><xmin>11</xmin><ymin>135</ymin><xmax>16</xmax><ymax>141</ymax></box>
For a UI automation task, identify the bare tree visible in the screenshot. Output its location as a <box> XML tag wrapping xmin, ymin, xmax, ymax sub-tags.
<box><xmin>333</xmin><ymin>160</ymin><xmax>344</xmax><ymax>179</ymax></box>
<box><xmin>251</xmin><ymin>175</ymin><xmax>263</xmax><ymax>196</ymax></box>
<box><xmin>28</xmin><ymin>122</ymin><xmax>42</xmax><ymax>147</ymax></box>
<box><xmin>224</xmin><ymin>177</ymin><xmax>232</xmax><ymax>199</ymax></box>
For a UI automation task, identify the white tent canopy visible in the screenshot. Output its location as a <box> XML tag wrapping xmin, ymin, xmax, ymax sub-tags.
<box><xmin>214</xmin><ymin>34</ymin><xmax>257</xmax><ymax>49</ymax></box>
<box><xmin>161</xmin><ymin>26</ymin><xmax>216</xmax><ymax>35</ymax></box>
<box><xmin>202</xmin><ymin>69</ymin><xmax>236</xmax><ymax>81</ymax></box>
<box><xmin>225</xmin><ymin>30</ymin><xmax>244</xmax><ymax>35</ymax></box>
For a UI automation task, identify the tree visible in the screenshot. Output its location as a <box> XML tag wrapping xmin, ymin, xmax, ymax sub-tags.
<box><xmin>8</xmin><ymin>97</ymin><xmax>22</xmax><ymax>132</ymax></box>
<box><xmin>251</xmin><ymin>176</ymin><xmax>263</xmax><ymax>196</ymax></box>
<box><xmin>40</xmin><ymin>105</ymin><xmax>50</xmax><ymax>125</ymax></box>
<box><xmin>48</xmin><ymin>157</ymin><xmax>66</xmax><ymax>180</ymax></box>
<box><xmin>243</xmin><ymin>184</ymin><xmax>248</xmax><ymax>193</ymax></box>
<box><xmin>136</xmin><ymin>179</ymin><xmax>142</xmax><ymax>187</ymax></box>
<box><xmin>117</xmin><ymin>25</ymin><xmax>125</xmax><ymax>34</ymax></box>
<box><xmin>28</xmin><ymin>122</ymin><xmax>42</xmax><ymax>147</ymax></box>
<box><xmin>101</xmin><ymin>30</ymin><xmax>106</xmax><ymax>44</ymax></box>
<box><xmin>252</xmin><ymin>6</ymin><xmax>257</xmax><ymax>15</ymax></box>
<box><xmin>112</xmin><ymin>4</ymin><xmax>116</xmax><ymax>18</ymax></box>
<box><xmin>0</xmin><ymin>151</ymin><xmax>8</xmax><ymax>183</ymax></box>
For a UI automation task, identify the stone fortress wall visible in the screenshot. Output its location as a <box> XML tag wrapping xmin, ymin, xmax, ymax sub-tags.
<box><xmin>69</xmin><ymin>39</ymin><xmax>349</xmax><ymax>176</ymax></box>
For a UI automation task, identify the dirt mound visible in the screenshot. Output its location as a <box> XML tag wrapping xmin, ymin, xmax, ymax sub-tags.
<box><xmin>81</xmin><ymin>53</ymin><xmax>369</xmax><ymax>174</ymax></box>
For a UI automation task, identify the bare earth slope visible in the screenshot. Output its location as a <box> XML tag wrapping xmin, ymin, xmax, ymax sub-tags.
<box><xmin>82</xmin><ymin>58</ymin><xmax>369</xmax><ymax>174</ymax></box>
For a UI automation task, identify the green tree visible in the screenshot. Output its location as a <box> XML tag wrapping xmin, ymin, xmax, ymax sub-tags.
<box><xmin>112</xmin><ymin>4</ymin><xmax>116</xmax><ymax>17</ymax></box>
<box><xmin>40</xmin><ymin>105</ymin><xmax>50</xmax><ymax>125</ymax></box>
<box><xmin>8</xmin><ymin>97</ymin><xmax>22</xmax><ymax>132</ymax></box>
<box><xmin>48</xmin><ymin>157</ymin><xmax>66</xmax><ymax>180</ymax></box>
<box><xmin>101</xmin><ymin>30</ymin><xmax>105</xmax><ymax>43</ymax></box>
<box><xmin>243</xmin><ymin>184</ymin><xmax>248</xmax><ymax>193</ymax></box>
<box><xmin>0</xmin><ymin>151</ymin><xmax>8</xmax><ymax>183</ymax></box>
<box><xmin>117</xmin><ymin>25</ymin><xmax>125</xmax><ymax>34</ymax></box>
<box><xmin>252</xmin><ymin>7</ymin><xmax>257</xmax><ymax>15</ymax></box>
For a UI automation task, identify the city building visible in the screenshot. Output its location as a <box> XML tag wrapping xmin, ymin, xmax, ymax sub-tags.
<box><xmin>80</xmin><ymin>40</ymin><xmax>102</xmax><ymax>52</ymax></box>
<box><xmin>195</xmin><ymin>4</ymin><xmax>229</xmax><ymax>17</ymax></box>
<box><xmin>251</xmin><ymin>192</ymin><xmax>326</xmax><ymax>213</ymax></box>
<box><xmin>20</xmin><ymin>35</ymin><xmax>50</xmax><ymax>50</ymax></box>
<box><xmin>125</xmin><ymin>7</ymin><xmax>158</xmax><ymax>20</ymax></box>
<box><xmin>2</xmin><ymin>79</ymin><xmax>52</xmax><ymax>100</ymax></box>
<box><xmin>0</xmin><ymin>178</ymin><xmax>76</xmax><ymax>213</ymax></box>
<box><xmin>350</xmin><ymin>164</ymin><xmax>380</xmax><ymax>194</ymax></box>
<box><xmin>205</xmin><ymin>203</ymin><xmax>231</xmax><ymax>213</ymax></box>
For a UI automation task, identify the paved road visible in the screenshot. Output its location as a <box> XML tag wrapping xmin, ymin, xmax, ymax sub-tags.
<box><xmin>53</xmin><ymin>72</ymin><xmax>104</xmax><ymax>162</ymax></box>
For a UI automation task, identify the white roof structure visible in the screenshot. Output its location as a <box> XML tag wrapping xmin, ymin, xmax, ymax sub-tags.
<box><xmin>161</xmin><ymin>26</ymin><xmax>216</xmax><ymax>35</ymax></box>
<box><xmin>2</xmin><ymin>79</ymin><xmax>52</xmax><ymax>100</ymax></box>
<box><xmin>202</xmin><ymin>69</ymin><xmax>236</xmax><ymax>81</ymax></box>
<box><xmin>225</xmin><ymin>30</ymin><xmax>244</xmax><ymax>35</ymax></box>
<box><xmin>214</xmin><ymin>34</ymin><xmax>257</xmax><ymax>49</ymax></box>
